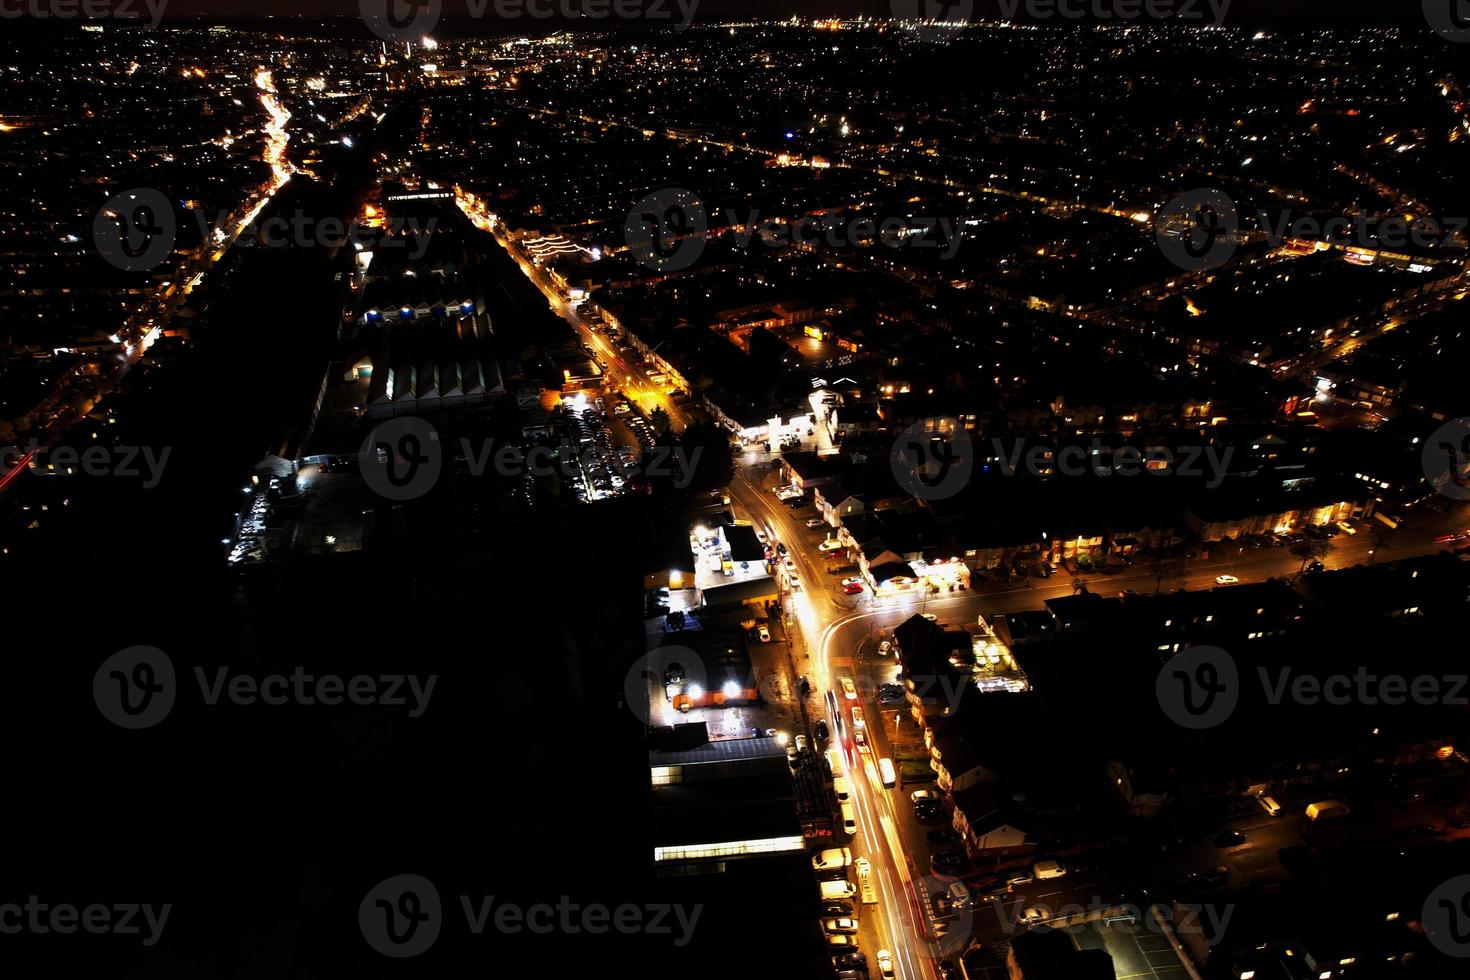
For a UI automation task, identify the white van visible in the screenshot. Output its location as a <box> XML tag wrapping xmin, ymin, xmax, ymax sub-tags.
<box><xmin>878</xmin><ymin>757</ymin><xmax>897</xmax><ymax>789</ymax></box>
<box><xmin>1258</xmin><ymin>795</ymin><xmax>1283</xmax><ymax>817</ymax></box>
<box><xmin>841</xmin><ymin>801</ymin><xmax>857</xmax><ymax>835</ymax></box>
<box><xmin>1306</xmin><ymin>800</ymin><xmax>1351</xmax><ymax>821</ymax></box>
<box><xmin>820</xmin><ymin>879</ymin><xmax>857</xmax><ymax>901</ymax></box>
<box><xmin>833</xmin><ymin>776</ymin><xmax>850</xmax><ymax>803</ymax></box>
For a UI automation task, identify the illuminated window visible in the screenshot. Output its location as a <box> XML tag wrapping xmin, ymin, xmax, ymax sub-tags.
<box><xmin>654</xmin><ymin>836</ymin><xmax>805</xmax><ymax>862</ymax></box>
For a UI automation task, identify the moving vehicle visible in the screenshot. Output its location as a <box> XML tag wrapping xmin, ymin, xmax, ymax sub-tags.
<box><xmin>878</xmin><ymin>757</ymin><xmax>896</xmax><ymax>789</ymax></box>
<box><xmin>833</xmin><ymin>776</ymin><xmax>850</xmax><ymax>803</ymax></box>
<box><xmin>877</xmin><ymin>949</ymin><xmax>896</xmax><ymax>980</ymax></box>
<box><xmin>756</xmin><ymin>625</ymin><xmax>771</xmax><ymax>643</ymax></box>
<box><xmin>1032</xmin><ymin>860</ymin><xmax>1067</xmax><ymax>880</ymax></box>
<box><xmin>841</xmin><ymin>800</ymin><xmax>857</xmax><ymax>835</ymax></box>
<box><xmin>853</xmin><ymin>727</ymin><xmax>869</xmax><ymax>753</ymax></box>
<box><xmin>843</xmin><ymin>582</ymin><xmax>864</xmax><ymax>595</ymax></box>
<box><xmin>1306</xmin><ymin>799</ymin><xmax>1351</xmax><ymax>821</ymax></box>
<box><xmin>877</xmin><ymin>640</ymin><xmax>891</xmax><ymax>657</ymax></box>
<box><xmin>1215</xmin><ymin>574</ymin><xmax>1239</xmax><ymax>585</ymax></box>
<box><xmin>1258</xmin><ymin>795</ymin><xmax>1283</xmax><ymax>817</ymax></box>
<box><xmin>944</xmin><ymin>881</ymin><xmax>974</xmax><ymax>910</ymax></box>
<box><xmin>840</xmin><ymin>677</ymin><xmax>857</xmax><ymax>700</ymax></box>
<box><xmin>811</xmin><ymin>847</ymin><xmax>853</xmax><ymax>871</ymax></box>
<box><xmin>825</xmin><ymin>748</ymin><xmax>843</xmax><ymax>778</ymax></box>
<box><xmin>1017</xmin><ymin>906</ymin><xmax>1051</xmax><ymax>927</ymax></box>
<box><xmin>1214</xmin><ymin>829</ymin><xmax>1247</xmax><ymax>848</ymax></box>
<box><xmin>1336</xmin><ymin>521</ymin><xmax>1356</xmax><ymax>535</ymax></box>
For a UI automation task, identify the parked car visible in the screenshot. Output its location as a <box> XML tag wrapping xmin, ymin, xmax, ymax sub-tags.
<box><xmin>826</xmin><ymin>934</ymin><xmax>858</xmax><ymax>949</ymax></box>
<box><xmin>822</xmin><ymin>917</ymin><xmax>859</xmax><ymax>935</ymax></box>
<box><xmin>819</xmin><ymin>539</ymin><xmax>845</xmax><ymax>553</ymax></box>
<box><xmin>877</xmin><ymin>640</ymin><xmax>891</xmax><ymax>656</ymax></box>
<box><xmin>821</xmin><ymin>901</ymin><xmax>855</xmax><ymax>917</ymax></box>
<box><xmin>932</xmin><ymin>851</ymin><xmax>970</xmax><ymax>876</ymax></box>
<box><xmin>812</xmin><ymin>847</ymin><xmax>853</xmax><ymax>871</ymax></box>
<box><xmin>1214</xmin><ymin>829</ymin><xmax>1247</xmax><ymax>848</ymax></box>
<box><xmin>806</xmin><ymin>518</ymin><xmax>827</xmax><ymax>528</ymax></box>
<box><xmin>911</xmin><ymin>789</ymin><xmax>941</xmax><ymax>804</ymax></box>
<box><xmin>757</xmin><ymin>625</ymin><xmax>771</xmax><ymax>643</ymax></box>
<box><xmin>927</xmin><ymin>828</ymin><xmax>961</xmax><ymax>844</ymax></box>
<box><xmin>843</xmin><ymin>582</ymin><xmax>864</xmax><ymax>595</ymax></box>
<box><xmin>832</xmin><ymin>952</ymin><xmax>867</xmax><ymax>970</ymax></box>
<box><xmin>914</xmin><ymin>800</ymin><xmax>946</xmax><ymax>823</ymax></box>
<box><xmin>815</xmin><ymin>719</ymin><xmax>829</xmax><ymax>740</ymax></box>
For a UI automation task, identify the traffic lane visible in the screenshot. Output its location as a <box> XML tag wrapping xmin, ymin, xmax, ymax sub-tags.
<box><xmin>820</xmin><ymin>643</ymin><xmax>933</xmax><ymax>977</ymax></box>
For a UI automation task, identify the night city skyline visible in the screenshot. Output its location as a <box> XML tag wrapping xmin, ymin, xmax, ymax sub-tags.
<box><xmin>5</xmin><ymin>6</ymin><xmax>1470</xmax><ymax>980</ymax></box>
